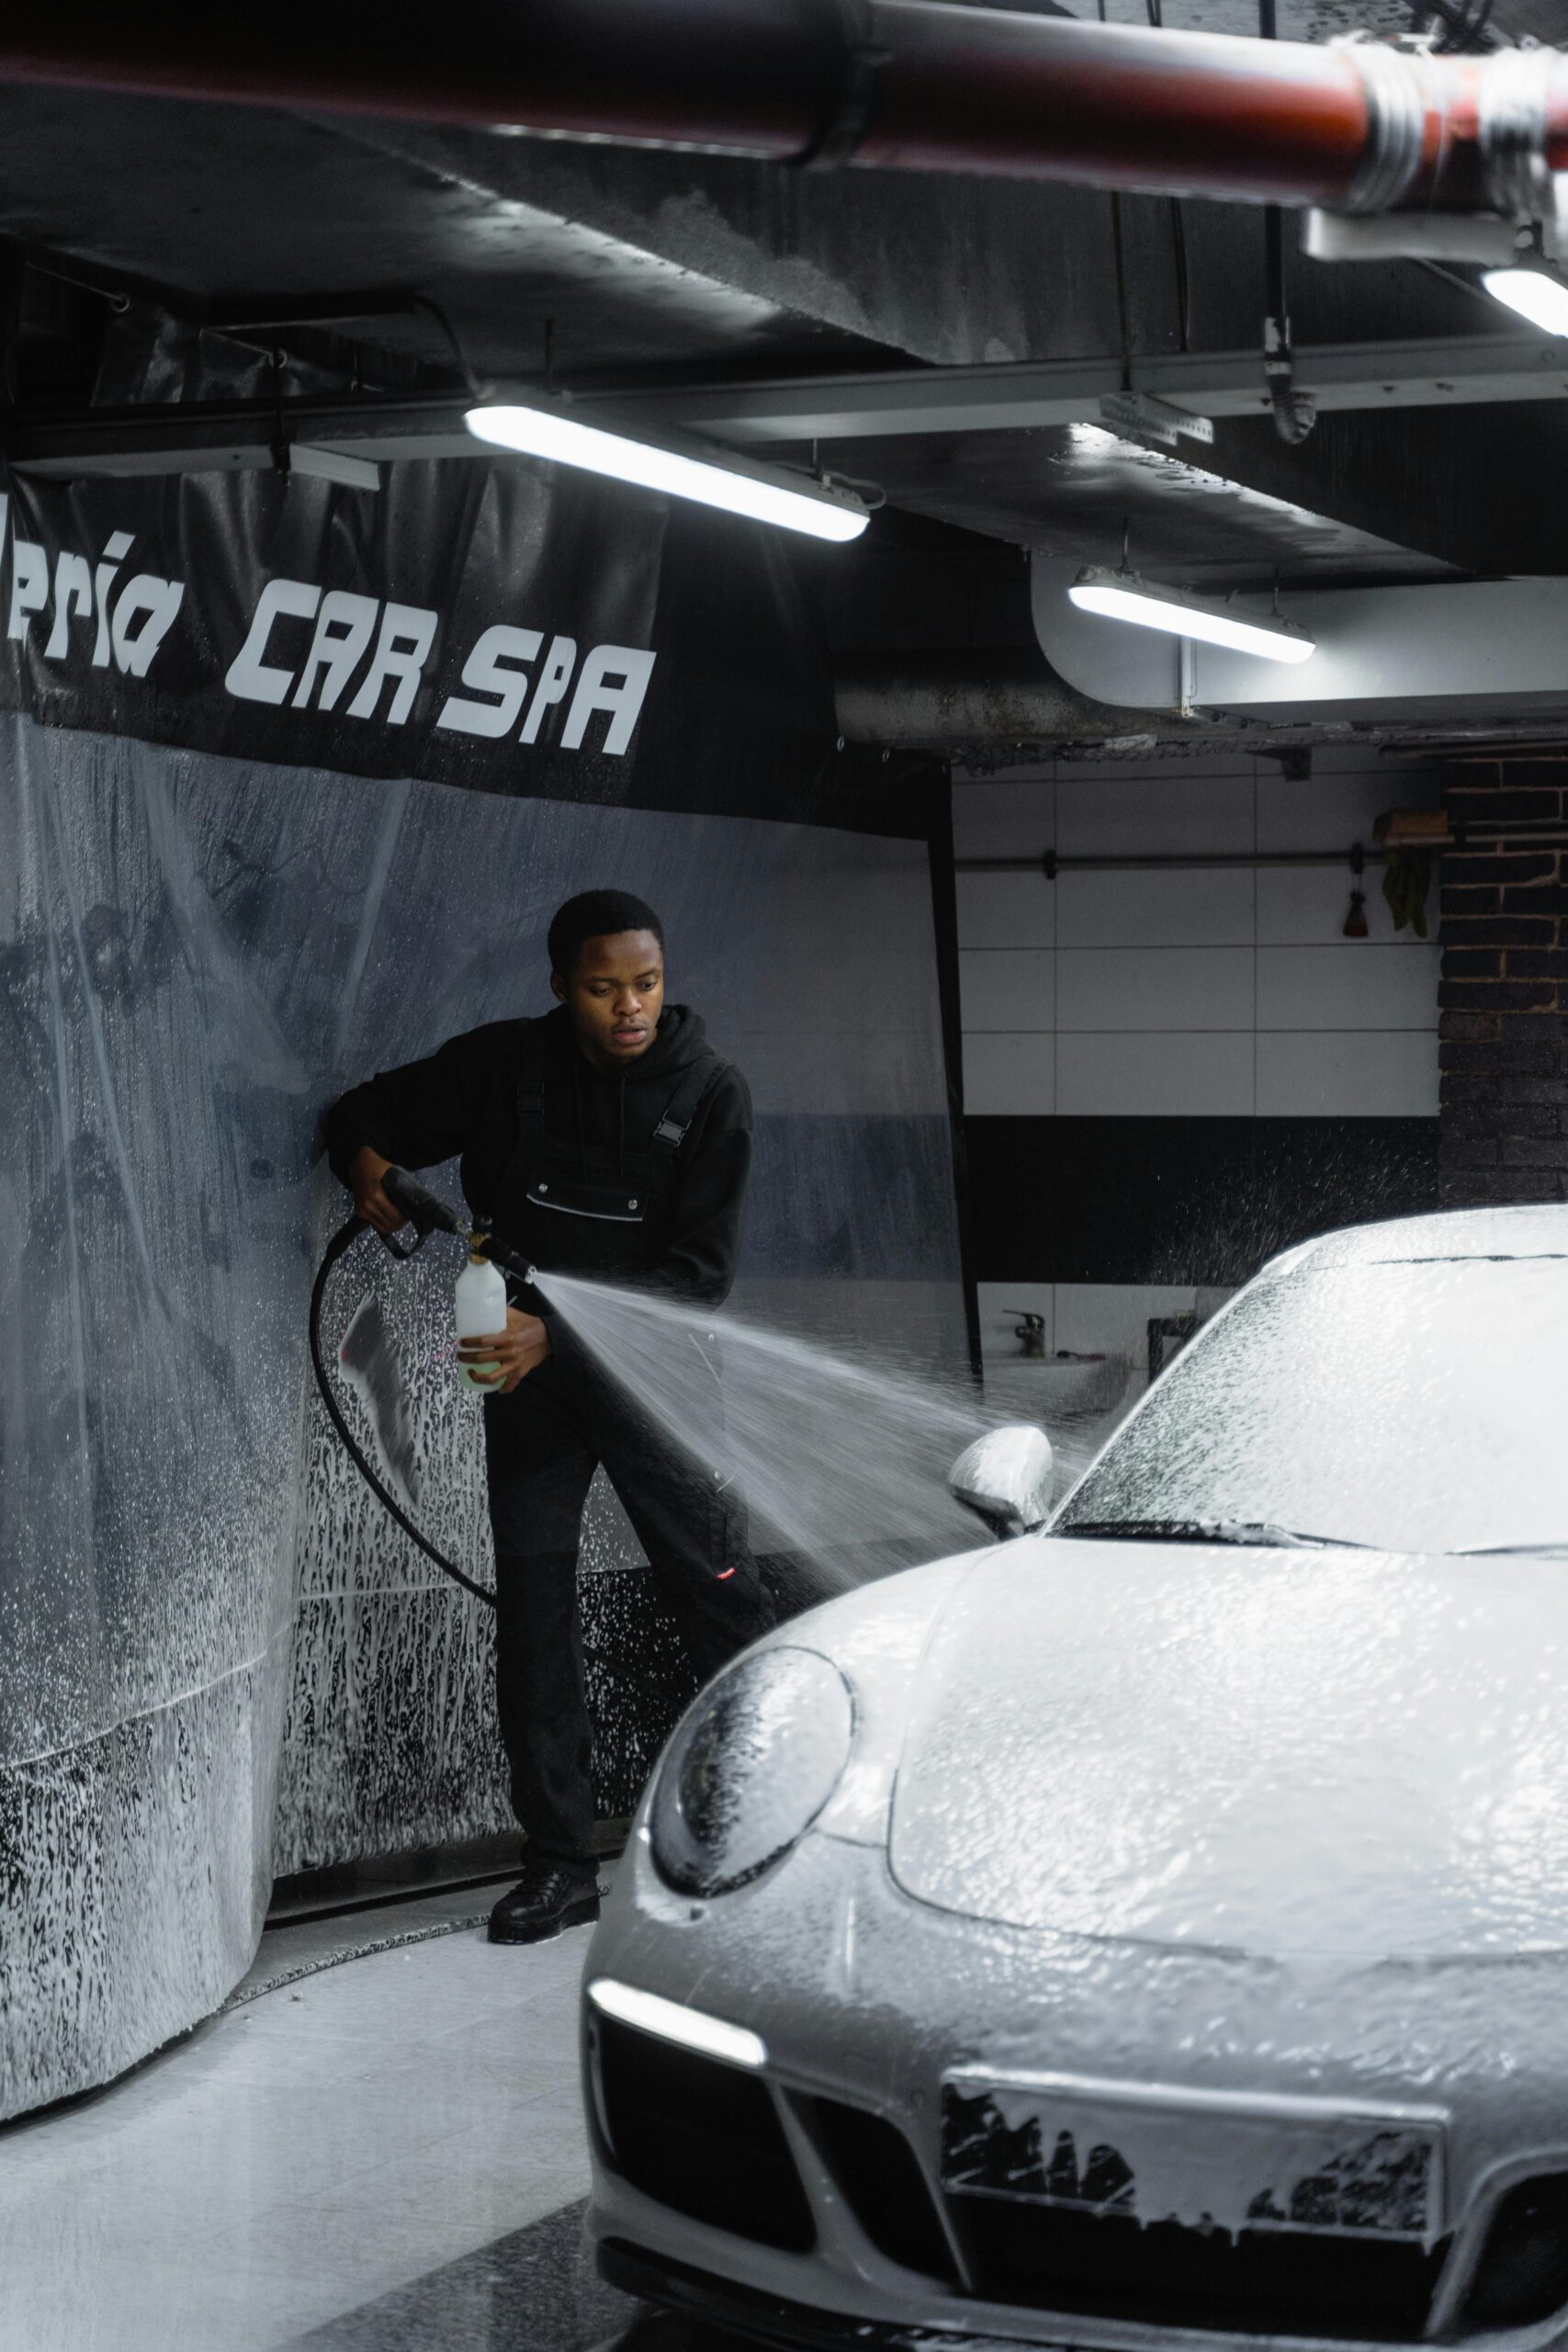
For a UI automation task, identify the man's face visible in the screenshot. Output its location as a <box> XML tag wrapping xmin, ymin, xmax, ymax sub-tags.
<box><xmin>553</xmin><ymin>929</ymin><xmax>665</xmax><ymax>1070</ymax></box>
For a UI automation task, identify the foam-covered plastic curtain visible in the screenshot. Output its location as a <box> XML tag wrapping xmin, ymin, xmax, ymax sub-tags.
<box><xmin>0</xmin><ymin>711</ymin><xmax>964</xmax><ymax>2116</ymax></box>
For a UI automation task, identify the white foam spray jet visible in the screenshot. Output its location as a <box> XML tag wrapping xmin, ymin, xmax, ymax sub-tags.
<box><xmin>532</xmin><ymin>1272</ymin><xmax>1023</xmax><ymax>1591</ymax></box>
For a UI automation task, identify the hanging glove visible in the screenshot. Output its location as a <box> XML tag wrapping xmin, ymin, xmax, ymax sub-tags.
<box><xmin>1382</xmin><ymin>848</ymin><xmax>1431</xmax><ymax>940</ymax></box>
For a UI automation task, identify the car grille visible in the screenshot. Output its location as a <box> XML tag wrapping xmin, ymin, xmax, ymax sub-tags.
<box><xmin>592</xmin><ymin>2023</ymin><xmax>1568</xmax><ymax>2344</ymax></box>
<box><xmin>592</xmin><ymin>2013</ymin><xmax>814</xmax><ymax>2253</ymax></box>
<box><xmin>946</xmin><ymin>2197</ymin><xmax>1450</xmax><ymax>2340</ymax></box>
<box><xmin>807</xmin><ymin>2096</ymin><xmax>960</xmax><ymax>2284</ymax></box>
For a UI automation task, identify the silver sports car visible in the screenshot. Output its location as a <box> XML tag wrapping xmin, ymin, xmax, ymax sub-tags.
<box><xmin>582</xmin><ymin>1204</ymin><xmax>1568</xmax><ymax>2350</ymax></box>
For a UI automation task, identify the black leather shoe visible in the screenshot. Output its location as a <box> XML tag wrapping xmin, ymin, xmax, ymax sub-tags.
<box><xmin>487</xmin><ymin>1860</ymin><xmax>601</xmax><ymax>1946</ymax></box>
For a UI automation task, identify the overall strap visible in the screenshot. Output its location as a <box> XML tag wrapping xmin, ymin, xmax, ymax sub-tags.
<box><xmin>650</xmin><ymin>1052</ymin><xmax>729</xmax><ymax>1159</ymax></box>
<box><xmin>514</xmin><ymin>1026</ymin><xmax>547</xmax><ymax>1135</ymax></box>
<box><xmin>491</xmin><ymin>1021</ymin><xmax>548</xmax><ymax>1218</ymax></box>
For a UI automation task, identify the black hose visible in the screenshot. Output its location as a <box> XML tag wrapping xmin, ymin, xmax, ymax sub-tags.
<box><xmin>309</xmin><ymin>1215</ymin><xmax>498</xmax><ymax>1607</ymax></box>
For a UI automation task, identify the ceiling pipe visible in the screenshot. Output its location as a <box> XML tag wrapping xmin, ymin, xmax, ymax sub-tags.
<box><xmin>1</xmin><ymin>4</ymin><xmax>1565</xmax><ymax>224</ymax></box>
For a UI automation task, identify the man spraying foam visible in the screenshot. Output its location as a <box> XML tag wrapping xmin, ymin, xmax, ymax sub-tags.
<box><xmin>324</xmin><ymin>889</ymin><xmax>772</xmax><ymax>1944</ymax></box>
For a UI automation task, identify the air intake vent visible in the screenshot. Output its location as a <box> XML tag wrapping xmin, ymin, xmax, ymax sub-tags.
<box><xmin>809</xmin><ymin>2097</ymin><xmax>958</xmax><ymax>2283</ymax></box>
<box><xmin>1461</xmin><ymin>2175</ymin><xmax>1568</xmax><ymax>2331</ymax></box>
<box><xmin>593</xmin><ymin>2013</ymin><xmax>814</xmax><ymax>2253</ymax></box>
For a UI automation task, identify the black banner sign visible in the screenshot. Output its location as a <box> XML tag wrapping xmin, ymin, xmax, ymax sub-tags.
<box><xmin>0</xmin><ymin>454</ymin><xmax>916</xmax><ymax>831</ymax></box>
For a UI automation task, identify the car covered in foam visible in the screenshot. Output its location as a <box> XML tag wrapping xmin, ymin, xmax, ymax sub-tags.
<box><xmin>581</xmin><ymin>1204</ymin><xmax>1568</xmax><ymax>2350</ymax></box>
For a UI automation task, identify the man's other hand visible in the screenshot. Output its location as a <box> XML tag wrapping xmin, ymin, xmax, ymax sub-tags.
<box><xmin>458</xmin><ymin>1307</ymin><xmax>552</xmax><ymax>1393</ymax></box>
<box><xmin>349</xmin><ymin>1144</ymin><xmax>406</xmax><ymax>1236</ymax></box>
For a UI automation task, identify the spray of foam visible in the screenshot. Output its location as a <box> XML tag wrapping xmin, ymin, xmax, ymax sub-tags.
<box><xmin>533</xmin><ymin>1272</ymin><xmax>1036</xmax><ymax>1591</ymax></box>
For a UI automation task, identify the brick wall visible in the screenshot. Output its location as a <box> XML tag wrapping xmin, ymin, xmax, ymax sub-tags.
<box><xmin>1439</xmin><ymin>763</ymin><xmax>1568</xmax><ymax>1206</ymax></box>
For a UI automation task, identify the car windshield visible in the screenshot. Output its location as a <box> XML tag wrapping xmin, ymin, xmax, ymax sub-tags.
<box><xmin>1055</xmin><ymin>1255</ymin><xmax>1568</xmax><ymax>1557</ymax></box>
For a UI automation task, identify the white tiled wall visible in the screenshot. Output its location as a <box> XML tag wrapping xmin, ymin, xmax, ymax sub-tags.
<box><xmin>955</xmin><ymin>750</ymin><xmax>1441</xmax><ymax>1124</ymax></box>
<box><xmin>957</xmin><ymin>750</ymin><xmax>1444</xmax><ymax>1373</ymax></box>
<box><xmin>1055</xmin><ymin>1029</ymin><xmax>1256</xmax><ymax>1116</ymax></box>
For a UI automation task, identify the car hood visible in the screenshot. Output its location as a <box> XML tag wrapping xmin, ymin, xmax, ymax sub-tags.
<box><xmin>888</xmin><ymin>1535</ymin><xmax>1568</xmax><ymax>1962</ymax></box>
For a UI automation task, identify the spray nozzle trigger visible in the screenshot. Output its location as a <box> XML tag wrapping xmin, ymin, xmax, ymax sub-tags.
<box><xmin>382</xmin><ymin>1165</ymin><xmax>467</xmax><ymax>1242</ymax></box>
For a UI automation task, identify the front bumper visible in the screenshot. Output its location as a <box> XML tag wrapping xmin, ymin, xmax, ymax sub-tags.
<box><xmin>583</xmin><ymin>1826</ymin><xmax>1568</xmax><ymax>2352</ymax></box>
<box><xmin>599</xmin><ymin>2237</ymin><xmax>965</xmax><ymax>2350</ymax></box>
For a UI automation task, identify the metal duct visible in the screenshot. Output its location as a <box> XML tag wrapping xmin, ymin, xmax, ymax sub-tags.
<box><xmin>1</xmin><ymin>3</ymin><xmax>1565</xmax><ymax>223</ymax></box>
<box><xmin>834</xmin><ymin>648</ymin><xmax>1205</xmax><ymax>747</ymax></box>
<box><xmin>1032</xmin><ymin>556</ymin><xmax>1568</xmax><ymax>725</ymax></box>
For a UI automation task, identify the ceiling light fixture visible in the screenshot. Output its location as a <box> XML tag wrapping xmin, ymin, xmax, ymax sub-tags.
<box><xmin>1481</xmin><ymin>266</ymin><xmax>1568</xmax><ymax>337</ymax></box>
<box><xmin>1067</xmin><ymin>565</ymin><xmax>1316</xmax><ymax>663</ymax></box>
<box><xmin>465</xmin><ymin>401</ymin><xmax>869</xmax><ymax>542</ymax></box>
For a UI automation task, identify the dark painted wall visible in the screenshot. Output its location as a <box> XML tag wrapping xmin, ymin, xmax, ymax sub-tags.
<box><xmin>967</xmin><ymin>1114</ymin><xmax>1438</xmax><ymax>1287</ymax></box>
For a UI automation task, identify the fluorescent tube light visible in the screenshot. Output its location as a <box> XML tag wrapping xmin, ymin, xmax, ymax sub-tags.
<box><xmin>1482</xmin><ymin>266</ymin><xmax>1568</xmax><ymax>337</ymax></box>
<box><xmin>466</xmin><ymin>402</ymin><xmax>869</xmax><ymax>542</ymax></box>
<box><xmin>587</xmin><ymin>1977</ymin><xmax>767</xmax><ymax>2068</ymax></box>
<box><xmin>1068</xmin><ymin>565</ymin><xmax>1316</xmax><ymax>663</ymax></box>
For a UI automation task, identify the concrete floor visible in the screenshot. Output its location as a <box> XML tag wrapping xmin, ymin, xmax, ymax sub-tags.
<box><xmin>0</xmin><ymin>1869</ymin><xmax>728</xmax><ymax>2352</ymax></box>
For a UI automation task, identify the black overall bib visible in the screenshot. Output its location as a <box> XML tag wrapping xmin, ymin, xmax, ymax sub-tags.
<box><xmin>479</xmin><ymin>1036</ymin><xmax>770</xmax><ymax>1871</ymax></box>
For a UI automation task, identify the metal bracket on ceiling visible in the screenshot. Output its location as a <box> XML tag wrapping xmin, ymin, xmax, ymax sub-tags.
<box><xmin>795</xmin><ymin>0</ymin><xmax>889</xmax><ymax>169</ymax></box>
<box><xmin>1099</xmin><ymin>390</ymin><xmax>1214</xmax><ymax>447</ymax></box>
<box><xmin>290</xmin><ymin>446</ymin><xmax>382</xmax><ymax>492</ymax></box>
<box><xmin>1262</xmin><ymin>317</ymin><xmax>1317</xmax><ymax>446</ymax></box>
<box><xmin>1305</xmin><ymin>41</ymin><xmax>1567</xmax><ymax>265</ymax></box>
<box><xmin>265</xmin><ymin>345</ymin><xmax>380</xmax><ymax>491</ymax></box>
<box><xmin>1303</xmin><ymin>207</ymin><xmax>1520</xmax><ymax>262</ymax></box>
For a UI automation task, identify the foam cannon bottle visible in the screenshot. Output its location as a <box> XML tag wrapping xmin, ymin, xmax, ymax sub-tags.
<box><xmin>454</xmin><ymin>1246</ymin><xmax>508</xmax><ymax>1390</ymax></box>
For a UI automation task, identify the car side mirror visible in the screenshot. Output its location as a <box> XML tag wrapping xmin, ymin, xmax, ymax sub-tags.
<box><xmin>949</xmin><ymin>1425</ymin><xmax>1054</xmax><ymax>1541</ymax></box>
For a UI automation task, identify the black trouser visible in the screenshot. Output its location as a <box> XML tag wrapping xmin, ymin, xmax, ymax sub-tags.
<box><xmin>481</xmin><ymin>1344</ymin><xmax>772</xmax><ymax>1871</ymax></box>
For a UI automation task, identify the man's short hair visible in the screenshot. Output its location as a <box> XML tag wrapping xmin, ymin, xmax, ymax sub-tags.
<box><xmin>547</xmin><ymin>889</ymin><xmax>664</xmax><ymax>978</ymax></box>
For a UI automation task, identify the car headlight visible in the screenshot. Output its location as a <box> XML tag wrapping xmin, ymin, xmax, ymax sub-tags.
<box><xmin>649</xmin><ymin>1646</ymin><xmax>855</xmax><ymax>1898</ymax></box>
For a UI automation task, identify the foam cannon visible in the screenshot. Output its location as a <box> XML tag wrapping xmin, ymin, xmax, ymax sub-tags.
<box><xmin>0</xmin><ymin>4</ymin><xmax>1564</xmax><ymax>257</ymax></box>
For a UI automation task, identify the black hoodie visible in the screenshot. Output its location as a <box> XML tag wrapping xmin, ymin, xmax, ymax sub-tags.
<box><xmin>323</xmin><ymin>1004</ymin><xmax>750</xmax><ymax>1304</ymax></box>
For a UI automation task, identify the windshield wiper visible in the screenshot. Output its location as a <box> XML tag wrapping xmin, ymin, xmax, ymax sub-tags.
<box><xmin>1056</xmin><ymin>1517</ymin><xmax>1371</xmax><ymax>1550</ymax></box>
<box><xmin>1453</xmin><ymin>1540</ymin><xmax>1568</xmax><ymax>1557</ymax></box>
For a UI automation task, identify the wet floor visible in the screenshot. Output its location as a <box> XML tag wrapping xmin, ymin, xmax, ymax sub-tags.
<box><xmin>0</xmin><ymin>1870</ymin><xmax>752</xmax><ymax>2352</ymax></box>
<box><xmin>281</xmin><ymin>2197</ymin><xmax>715</xmax><ymax>2350</ymax></box>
